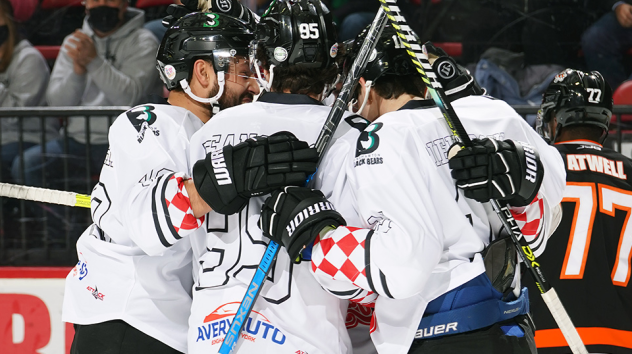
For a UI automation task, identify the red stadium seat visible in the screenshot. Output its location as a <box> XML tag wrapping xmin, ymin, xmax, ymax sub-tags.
<box><xmin>40</xmin><ymin>0</ymin><xmax>82</xmax><ymax>10</ymax></box>
<box><xmin>433</xmin><ymin>42</ymin><xmax>462</xmax><ymax>57</ymax></box>
<box><xmin>135</xmin><ymin>0</ymin><xmax>174</xmax><ymax>8</ymax></box>
<box><xmin>614</xmin><ymin>80</ymin><xmax>632</xmax><ymax>106</ymax></box>
<box><xmin>611</xmin><ymin>80</ymin><xmax>632</xmax><ymax>134</ymax></box>
<box><xmin>34</xmin><ymin>45</ymin><xmax>61</xmax><ymax>60</ymax></box>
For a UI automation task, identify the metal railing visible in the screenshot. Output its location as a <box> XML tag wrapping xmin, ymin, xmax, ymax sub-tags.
<box><xmin>0</xmin><ymin>107</ymin><xmax>128</xmax><ymax>266</ymax></box>
<box><xmin>0</xmin><ymin>104</ymin><xmax>631</xmax><ymax>266</ymax></box>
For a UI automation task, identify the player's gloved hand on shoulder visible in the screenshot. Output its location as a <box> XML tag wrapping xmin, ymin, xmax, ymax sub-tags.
<box><xmin>259</xmin><ymin>186</ymin><xmax>346</xmax><ymax>262</ymax></box>
<box><xmin>193</xmin><ymin>132</ymin><xmax>318</xmax><ymax>215</ymax></box>
<box><xmin>448</xmin><ymin>138</ymin><xmax>544</xmax><ymax>207</ymax></box>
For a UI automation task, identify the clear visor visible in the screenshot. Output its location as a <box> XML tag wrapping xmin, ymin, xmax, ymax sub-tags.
<box><xmin>535</xmin><ymin>109</ymin><xmax>552</xmax><ymax>142</ymax></box>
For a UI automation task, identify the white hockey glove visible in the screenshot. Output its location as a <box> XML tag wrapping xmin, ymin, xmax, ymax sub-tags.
<box><xmin>193</xmin><ymin>132</ymin><xmax>318</xmax><ymax>215</ymax></box>
<box><xmin>448</xmin><ymin>138</ymin><xmax>544</xmax><ymax>207</ymax></box>
<box><xmin>258</xmin><ymin>186</ymin><xmax>346</xmax><ymax>262</ymax></box>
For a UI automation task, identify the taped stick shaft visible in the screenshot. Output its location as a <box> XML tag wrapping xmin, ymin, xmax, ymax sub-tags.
<box><xmin>0</xmin><ymin>182</ymin><xmax>91</xmax><ymax>208</ymax></box>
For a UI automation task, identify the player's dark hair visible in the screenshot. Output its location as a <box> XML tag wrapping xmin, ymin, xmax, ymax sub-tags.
<box><xmin>372</xmin><ymin>75</ymin><xmax>426</xmax><ymax>100</ymax></box>
<box><xmin>256</xmin><ymin>46</ymin><xmax>339</xmax><ymax>96</ymax></box>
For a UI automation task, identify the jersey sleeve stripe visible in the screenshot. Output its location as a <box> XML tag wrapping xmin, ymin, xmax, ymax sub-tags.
<box><xmin>364</xmin><ymin>229</ymin><xmax>378</xmax><ymax>295</ymax></box>
<box><xmin>379</xmin><ymin>270</ymin><xmax>394</xmax><ymax>299</ymax></box>
<box><xmin>151</xmin><ymin>174</ymin><xmax>173</xmax><ymax>248</ymax></box>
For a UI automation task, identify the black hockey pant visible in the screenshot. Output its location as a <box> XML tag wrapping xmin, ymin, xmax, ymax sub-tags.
<box><xmin>70</xmin><ymin>320</ymin><xmax>183</xmax><ymax>354</ymax></box>
<box><xmin>408</xmin><ymin>314</ymin><xmax>537</xmax><ymax>354</ymax></box>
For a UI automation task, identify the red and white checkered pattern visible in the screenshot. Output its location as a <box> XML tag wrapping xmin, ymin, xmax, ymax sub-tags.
<box><xmin>311</xmin><ymin>226</ymin><xmax>373</xmax><ymax>292</ymax></box>
<box><xmin>510</xmin><ymin>192</ymin><xmax>544</xmax><ymax>245</ymax></box>
<box><xmin>164</xmin><ymin>173</ymin><xmax>205</xmax><ymax>236</ymax></box>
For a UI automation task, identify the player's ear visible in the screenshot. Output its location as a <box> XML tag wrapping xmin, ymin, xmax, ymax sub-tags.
<box><xmin>192</xmin><ymin>59</ymin><xmax>216</xmax><ymax>89</ymax></box>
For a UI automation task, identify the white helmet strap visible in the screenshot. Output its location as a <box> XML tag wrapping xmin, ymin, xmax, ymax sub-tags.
<box><xmin>180</xmin><ymin>71</ymin><xmax>226</xmax><ymax>114</ymax></box>
<box><xmin>254</xmin><ymin>64</ymin><xmax>275</xmax><ymax>92</ymax></box>
<box><xmin>348</xmin><ymin>80</ymin><xmax>373</xmax><ymax>114</ymax></box>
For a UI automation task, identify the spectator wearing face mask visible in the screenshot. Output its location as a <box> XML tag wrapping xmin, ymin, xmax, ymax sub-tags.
<box><xmin>16</xmin><ymin>0</ymin><xmax>162</xmax><ymax>241</ymax></box>
<box><xmin>0</xmin><ymin>0</ymin><xmax>55</xmax><ymax>183</ymax></box>
<box><xmin>18</xmin><ymin>0</ymin><xmax>161</xmax><ymax>189</ymax></box>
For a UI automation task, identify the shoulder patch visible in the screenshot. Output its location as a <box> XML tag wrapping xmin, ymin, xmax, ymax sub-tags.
<box><xmin>356</xmin><ymin>122</ymin><xmax>383</xmax><ymax>157</ymax></box>
<box><xmin>126</xmin><ymin>105</ymin><xmax>160</xmax><ymax>143</ymax></box>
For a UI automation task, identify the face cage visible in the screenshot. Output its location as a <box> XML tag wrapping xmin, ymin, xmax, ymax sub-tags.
<box><xmin>535</xmin><ymin>109</ymin><xmax>552</xmax><ymax>143</ymax></box>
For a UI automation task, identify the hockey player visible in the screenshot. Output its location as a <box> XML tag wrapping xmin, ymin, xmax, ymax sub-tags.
<box><xmin>185</xmin><ymin>1</ymin><xmax>369</xmax><ymax>353</ymax></box>
<box><xmin>527</xmin><ymin>69</ymin><xmax>632</xmax><ymax>354</ymax></box>
<box><xmin>62</xmin><ymin>12</ymin><xmax>316</xmax><ymax>354</ymax></box>
<box><xmin>258</xmin><ymin>26</ymin><xmax>568</xmax><ymax>354</ymax></box>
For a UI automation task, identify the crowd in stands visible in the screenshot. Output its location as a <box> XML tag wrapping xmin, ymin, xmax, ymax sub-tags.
<box><xmin>1</xmin><ymin>0</ymin><xmax>631</xmax><ymax>262</ymax></box>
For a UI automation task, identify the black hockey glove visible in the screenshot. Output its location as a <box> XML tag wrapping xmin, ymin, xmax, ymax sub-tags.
<box><xmin>448</xmin><ymin>138</ymin><xmax>544</xmax><ymax>207</ymax></box>
<box><xmin>258</xmin><ymin>187</ymin><xmax>346</xmax><ymax>262</ymax></box>
<box><xmin>193</xmin><ymin>132</ymin><xmax>318</xmax><ymax>215</ymax></box>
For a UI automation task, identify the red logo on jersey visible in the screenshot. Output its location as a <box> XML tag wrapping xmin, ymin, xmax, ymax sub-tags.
<box><xmin>86</xmin><ymin>286</ymin><xmax>104</xmax><ymax>301</ymax></box>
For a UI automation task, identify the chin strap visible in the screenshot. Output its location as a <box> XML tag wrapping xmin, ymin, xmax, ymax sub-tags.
<box><xmin>348</xmin><ymin>80</ymin><xmax>373</xmax><ymax>114</ymax></box>
<box><xmin>254</xmin><ymin>63</ymin><xmax>274</xmax><ymax>92</ymax></box>
<box><xmin>180</xmin><ymin>71</ymin><xmax>225</xmax><ymax>114</ymax></box>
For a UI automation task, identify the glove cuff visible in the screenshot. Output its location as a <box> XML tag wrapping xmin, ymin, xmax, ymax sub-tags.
<box><xmin>507</xmin><ymin>141</ymin><xmax>544</xmax><ymax>207</ymax></box>
<box><xmin>192</xmin><ymin>156</ymin><xmax>247</xmax><ymax>215</ymax></box>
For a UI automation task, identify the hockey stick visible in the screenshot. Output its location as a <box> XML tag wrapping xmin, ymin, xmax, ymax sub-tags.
<box><xmin>0</xmin><ymin>182</ymin><xmax>91</xmax><ymax>208</ymax></box>
<box><xmin>377</xmin><ymin>1</ymin><xmax>589</xmax><ymax>353</ymax></box>
<box><xmin>218</xmin><ymin>8</ymin><xmax>389</xmax><ymax>354</ymax></box>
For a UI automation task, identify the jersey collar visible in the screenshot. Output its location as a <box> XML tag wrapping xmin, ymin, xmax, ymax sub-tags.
<box><xmin>397</xmin><ymin>99</ymin><xmax>435</xmax><ymax>111</ymax></box>
<box><xmin>555</xmin><ymin>139</ymin><xmax>603</xmax><ymax>147</ymax></box>
<box><xmin>257</xmin><ymin>92</ymin><xmax>324</xmax><ymax>106</ymax></box>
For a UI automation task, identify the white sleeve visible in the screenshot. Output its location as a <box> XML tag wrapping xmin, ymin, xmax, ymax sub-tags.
<box><xmin>102</xmin><ymin>110</ymin><xmax>204</xmax><ymax>256</ymax></box>
<box><xmin>312</xmin><ymin>123</ymin><xmax>446</xmax><ymax>300</ymax></box>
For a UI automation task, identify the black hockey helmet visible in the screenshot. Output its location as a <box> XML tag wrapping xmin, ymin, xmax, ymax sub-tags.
<box><xmin>536</xmin><ymin>68</ymin><xmax>613</xmax><ymax>142</ymax></box>
<box><xmin>250</xmin><ymin>0</ymin><xmax>338</xmax><ymax>70</ymax></box>
<box><xmin>156</xmin><ymin>12</ymin><xmax>254</xmax><ymax>91</ymax></box>
<box><xmin>344</xmin><ymin>23</ymin><xmax>419</xmax><ymax>82</ymax></box>
<box><xmin>423</xmin><ymin>41</ymin><xmax>485</xmax><ymax>101</ymax></box>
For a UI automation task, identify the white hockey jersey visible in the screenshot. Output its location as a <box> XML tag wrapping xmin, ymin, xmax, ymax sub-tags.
<box><xmin>187</xmin><ymin>93</ymin><xmax>368</xmax><ymax>354</ymax></box>
<box><xmin>62</xmin><ymin>104</ymin><xmax>207</xmax><ymax>353</ymax></box>
<box><xmin>311</xmin><ymin>96</ymin><xmax>567</xmax><ymax>354</ymax></box>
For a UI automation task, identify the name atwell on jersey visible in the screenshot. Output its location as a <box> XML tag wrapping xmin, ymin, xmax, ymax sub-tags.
<box><xmin>211</xmin><ymin>149</ymin><xmax>232</xmax><ymax>185</ymax></box>
<box><xmin>566</xmin><ymin>153</ymin><xmax>627</xmax><ymax>180</ymax></box>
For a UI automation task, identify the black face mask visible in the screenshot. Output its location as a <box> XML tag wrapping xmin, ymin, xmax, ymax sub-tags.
<box><xmin>0</xmin><ymin>26</ymin><xmax>9</xmax><ymax>47</ymax></box>
<box><xmin>87</xmin><ymin>6</ymin><xmax>121</xmax><ymax>33</ymax></box>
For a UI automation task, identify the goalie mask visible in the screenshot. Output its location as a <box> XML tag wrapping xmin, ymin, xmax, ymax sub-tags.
<box><xmin>536</xmin><ymin>69</ymin><xmax>613</xmax><ymax>144</ymax></box>
<box><xmin>343</xmin><ymin>23</ymin><xmax>419</xmax><ymax>113</ymax></box>
<box><xmin>248</xmin><ymin>0</ymin><xmax>338</xmax><ymax>90</ymax></box>
<box><xmin>156</xmin><ymin>12</ymin><xmax>254</xmax><ymax>108</ymax></box>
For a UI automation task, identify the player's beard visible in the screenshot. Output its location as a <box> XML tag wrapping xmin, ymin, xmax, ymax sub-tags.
<box><xmin>218</xmin><ymin>86</ymin><xmax>254</xmax><ymax>109</ymax></box>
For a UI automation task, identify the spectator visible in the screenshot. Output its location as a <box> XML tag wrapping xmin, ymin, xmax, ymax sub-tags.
<box><xmin>582</xmin><ymin>1</ymin><xmax>632</xmax><ymax>90</ymax></box>
<box><xmin>0</xmin><ymin>0</ymin><xmax>56</xmax><ymax>183</ymax></box>
<box><xmin>19</xmin><ymin>0</ymin><xmax>162</xmax><ymax>191</ymax></box>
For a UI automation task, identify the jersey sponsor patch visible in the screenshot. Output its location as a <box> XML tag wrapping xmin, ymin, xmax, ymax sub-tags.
<box><xmin>195</xmin><ymin>302</ymin><xmax>288</xmax><ymax>347</ymax></box>
<box><xmin>126</xmin><ymin>105</ymin><xmax>160</xmax><ymax>143</ymax></box>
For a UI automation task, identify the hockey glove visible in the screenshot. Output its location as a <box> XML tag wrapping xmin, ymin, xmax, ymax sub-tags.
<box><xmin>258</xmin><ymin>186</ymin><xmax>346</xmax><ymax>262</ymax></box>
<box><xmin>193</xmin><ymin>132</ymin><xmax>318</xmax><ymax>215</ymax></box>
<box><xmin>448</xmin><ymin>138</ymin><xmax>544</xmax><ymax>207</ymax></box>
